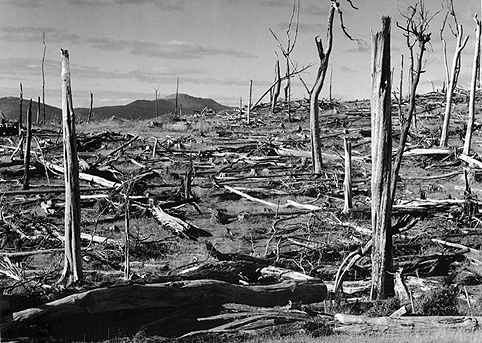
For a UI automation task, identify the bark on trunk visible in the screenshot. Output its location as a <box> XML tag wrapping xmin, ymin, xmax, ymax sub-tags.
<box><xmin>1</xmin><ymin>279</ymin><xmax>327</xmax><ymax>340</ymax></box>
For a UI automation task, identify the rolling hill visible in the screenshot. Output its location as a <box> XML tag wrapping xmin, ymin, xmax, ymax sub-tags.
<box><xmin>0</xmin><ymin>93</ymin><xmax>230</xmax><ymax>122</ymax></box>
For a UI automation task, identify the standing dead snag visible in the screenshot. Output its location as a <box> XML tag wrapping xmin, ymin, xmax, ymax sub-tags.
<box><xmin>42</xmin><ymin>32</ymin><xmax>46</xmax><ymax>123</ymax></box>
<box><xmin>18</xmin><ymin>82</ymin><xmax>23</xmax><ymax>137</ymax></box>
<box><xmin>440</xmin><ymin>24</ymin><xmax>469</xmax><ymax>147</ymax></box>
<box><xmin>309</xmin><ymin>0</ymin><xmax>360</xmax><ymax>174</ymax></box>
<box><xmin>463</xmin><ymin>15</ymin><xmax>481</xmax><ymax>156</ymax></box>
<box><xmin>370</xmin><ymin>16</ymin><xmax>394</xmax><ymax>300</ymax></box>
<box><xmin>23</xmin><ymin>99</ymin><xmax>32</xmax><ymax>190</ymax></box>
<box><xmin>271</xmin><ymin>57</ymin><xmax>281</xmax><ymax>113</ymax></box>
<box><xmin>58</xmin><ymin>48</ymin><xmax>82</xmax><ymax>285</ymax></box>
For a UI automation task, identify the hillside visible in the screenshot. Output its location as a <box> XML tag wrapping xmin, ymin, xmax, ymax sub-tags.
<box><xmin>0</xmin><ymin>97</ymin><xmax>62</xmax><ymax>122</ymax></box>
<box><xmin>0</xmin><ymin>93</ymin><xmax>230</xmax><ymax>122</ymax></box>
<box><xmin>75</xmin><ymin>93</ymin><xmax>230</xmax><ymax>121</ymax></box>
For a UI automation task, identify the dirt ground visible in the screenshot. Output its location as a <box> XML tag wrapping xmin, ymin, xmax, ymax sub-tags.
<box><xmin>1</xmin><ymin>91</ymin><xmax>482</xmax><ymax>341</ymax></box>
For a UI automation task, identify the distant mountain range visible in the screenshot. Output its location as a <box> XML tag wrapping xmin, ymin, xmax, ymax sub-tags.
<box><xmin>0</xmin><ymin>93</ymin><xmax>230</xmax><ymax>122</ymax></box>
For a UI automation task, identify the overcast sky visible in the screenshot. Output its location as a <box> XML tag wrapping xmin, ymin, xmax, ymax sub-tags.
<box><xmin>0</xmin><ymin>0</ymin><xmax>479</xmax><ymax>108</ymax></box>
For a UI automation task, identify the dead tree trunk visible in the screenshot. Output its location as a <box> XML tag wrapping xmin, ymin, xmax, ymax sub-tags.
<box><xmin>309</xmin><ymin>2</ymin><xmax>336</xmax><ymax>174</ymax></box>
<box><xmin>18</xmin><ymin>82</ymin><xmax>23</xmax><ymax>137</ymax></box>
<box><xmin>247</xmin><ymin>80</ymin><xmax>252</xmax><ymax>125</ymax></box>
<box><xmin>58</xmin><ymin>48</ymin><xmax>82</xmax><ymax>285</ymax></box>
<box><xmin>343</xmin><ymin>137</ymin><xmax>352</xmax><ymax>213</ymax></box>
<box><xmin>370</xmin><ymin>16</ymin><xmax>394</xmax><ymax>300</ymax></box>
<box><xmin>36</xmin><ymin>96</ymin><xmax>41</xmax><ymax>125</ymax></box>
<box><xmin>124</xmin><ymin>195</ymin><xmax>130</xmax><ymax>280</ymax></box>
<box><xmin>22</xmin><ymin>99</ymin><xmax>32</xmax><ymax>190</ymax></box>
<box><xmin>463</xmin><ymin>16</ymin><xmax>481</xmax><ymax>155</ymax></box>
<box><xmin>440</xmin><ymin>25</ymin><xmax>469</xmax><ymax>147</ymax></box>
<box><xmin>271</xmin><ymin>58</ymin><xmax>281</xmax><ymax>113</ymax></box>
<box><xmin>87</xmin><ymin>92</ymin><xmax>94</xmax><ymax>123</ymax></box>
<box><xmin>42</xmin><ymin>32</ymin><xmax>46</xmax><ymax>123</ymax></box>
<box><xmin>175</xmin><ymin>78</ymin><xmax>180</xmax><ymax>118</ymax></box>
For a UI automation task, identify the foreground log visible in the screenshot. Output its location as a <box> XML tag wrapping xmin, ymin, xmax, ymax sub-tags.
<box><xmin>334</xmin><ymin>314</ymin><xmax>481</xmax><ymax>334</ymax></box>
<box><xmin>1</xmin><ymin>279</ymin><xmax>327</xmax><ymax>340</ymax></box>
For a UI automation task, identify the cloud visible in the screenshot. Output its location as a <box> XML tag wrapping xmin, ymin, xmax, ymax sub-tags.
<box><xmin>66</xmin><ymin>0</ymin><xmax>183</xmax><ymax>9</ymax></box>
<box><xmin>90</xmin><ymin>38</ymin><xmax>256</xmax><ymax>59</ymax></box>
<box><xmin>339</xmin><ymin>65</ymin><xmax>359</xmax><ymax>74</ymax></box>
<box><xmin>0</xmin><ymin>26</ymin><xmax>80</xmax><ymax>44</ymax></box>
<box><xmin>3</xmin><ymin>0</ymin><xmax>42</xmax><ymax>8</ymax></box>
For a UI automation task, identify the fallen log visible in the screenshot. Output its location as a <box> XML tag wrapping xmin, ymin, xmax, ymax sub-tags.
<box><xmin>150</xmin><ymin>204</ymin><xmax>211</xmax><ymax>240</ymax></box>
<box><xmin>1</xmin><ymin>279</ymin><xmax>327</xmax><ymax>340</ymax></box>
<box><xmin>401</xmin><ymin>148</ymin><xmax>452</xmax><ymax>157</ymax></box>
<box><xmin>334</xmin><ymin>313</ymin><xmax>481</xmax><ymax>334</ymax></box>
<box><xmin>38</xmin><ymin>157</ymin><xmax>122</xmax><ymax>189</ymax></box>
<box><xmin>223</xmin><ymin>185</ymin><xmax>322</xmax><ymax>211</ymax></box>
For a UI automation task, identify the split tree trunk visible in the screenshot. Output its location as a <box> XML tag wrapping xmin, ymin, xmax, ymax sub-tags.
<box><xmin>58</xmin><ymin>48</ymin><xmax>82</xmax><ymax>285</ymax></box>
<box><xmin>370</xmin><ymin>16</ymin><xmax>394</xmax><ymax>300</ymax></box>
<box><xmin>463</xmin><ymin>16</ymin><xmax>481</xmax><ymax>155</ymax></box>
<box><xmin>440</xmin><ymin>25</ymin><xmax>469</xmax><ymax>147</ymax></box>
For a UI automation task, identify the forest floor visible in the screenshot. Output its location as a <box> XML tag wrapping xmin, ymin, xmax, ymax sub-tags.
<box><xmin>1</xmin><ymin>91</ymin><xmax>482</xmax><ymax>342</ymax></box>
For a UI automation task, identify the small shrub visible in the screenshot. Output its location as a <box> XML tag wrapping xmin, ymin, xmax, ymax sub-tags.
<box><xmin>415</xmin><ymin>286</ymin><xmax>459</xmax><ymax>316</ymax></box>
<box><xmin>365</xmin><ymin>297</ymin><xmax>401</xmax><ymax>317</ymax></box>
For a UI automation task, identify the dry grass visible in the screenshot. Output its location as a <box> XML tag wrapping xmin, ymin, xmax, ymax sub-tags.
<box><xmin>243</xmin><ymin>330</ymin><xmax>481</xmax><ymax>343</ymax></box>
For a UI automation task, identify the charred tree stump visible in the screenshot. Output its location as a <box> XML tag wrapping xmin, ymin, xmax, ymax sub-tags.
<box><xmin>58</xmin><ymin>48</ymin><xmax>82</xmax><ymax>285</ymax></box>
<box><xmin>370</xmin><ymin>16</ymin><xmax>394</xmax><ymax>300</ymax></box>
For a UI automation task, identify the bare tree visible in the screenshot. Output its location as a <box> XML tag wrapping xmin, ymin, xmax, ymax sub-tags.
<box><xmin>309</xmin><ymin>0</ymin><xmax>361</xmax><ymax>174</ymax></box>
<box><xmin>440</xmin><ymin>23</ymin><xmax>469</xmax><ymax>147</ymax></box>
<box><xmin>269</xmin><ymin>0</ymin><xmax>309</xmax><ymax>122</ymax></box>
<box><xmin>392</xmin><ymin>0</ymin><xmax>440</xmax><ymax>202</ymax></box>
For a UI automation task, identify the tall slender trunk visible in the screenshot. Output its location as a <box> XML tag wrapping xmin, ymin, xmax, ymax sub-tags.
<box><xmin>463</xmin><ymin>16</ymin><xmax>481</xmax><ymax>155</ymax></box>
<box><xmin>309</xmin><ymin>1</ymin><xmax>336</xmax><ymax>174</ymax></box>
<box><xmin>59</xmin><ymin>48</ymin><xmax>82</xmax><ymax>285</ymax></box>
